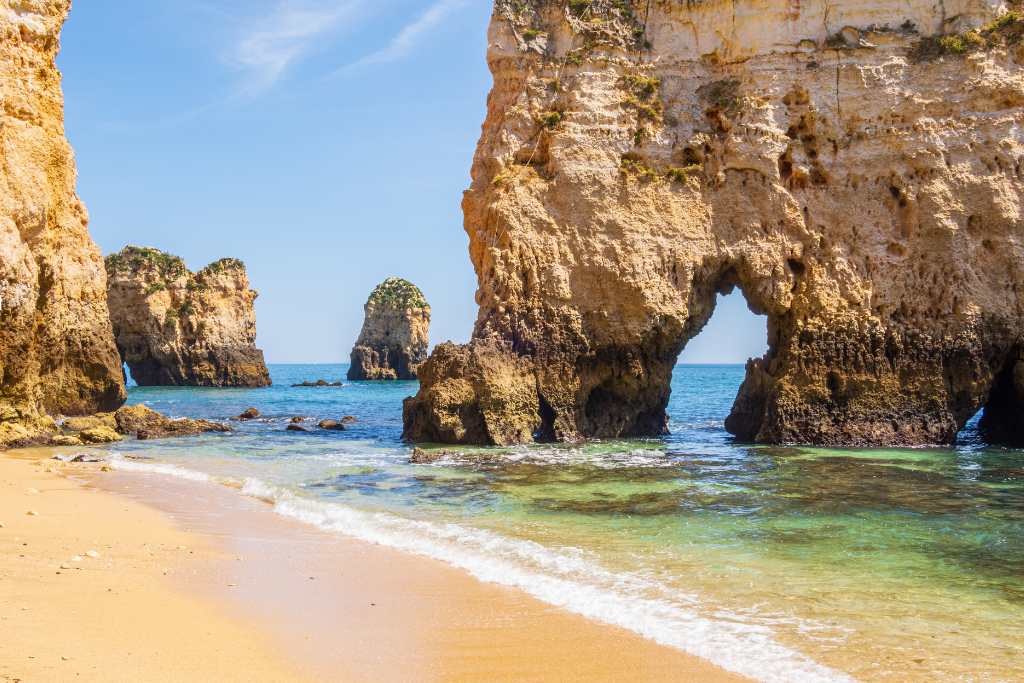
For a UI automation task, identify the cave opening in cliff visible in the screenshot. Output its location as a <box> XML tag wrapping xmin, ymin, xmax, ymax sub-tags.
<box><xmin>676</xmin><ymin>291</ymin><xmax>768</xmax><ymax>367</ymax></box>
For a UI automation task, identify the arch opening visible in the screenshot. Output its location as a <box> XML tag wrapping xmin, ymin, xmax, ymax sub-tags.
<box><xmin>972</xmin><ymin>351</ymin><xmax>1024</xmax><ymax>446</ymax></box>
<box><xmin>676</xmin><ymin>291</ymin><xmax>769</xmax><ymax>366</ymax></box>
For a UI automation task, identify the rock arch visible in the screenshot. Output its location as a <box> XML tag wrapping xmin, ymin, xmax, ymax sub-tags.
<box><xmin>403</xmin><ymin>0</ymin><xmax>1024</xmax><ymax>447</ymax></box>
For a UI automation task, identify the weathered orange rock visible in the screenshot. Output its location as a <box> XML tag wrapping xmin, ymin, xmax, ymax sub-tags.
<box><xmin>105</xmin><ymin>247</ymin><xmax>271</xmax><ymax>388</ymax></box>
<box><xmin>0</xmin><ymin>1</ymin><xmax>126</xmax><ymax>448</ymax></box>
<box><xmin>405</xmin><ymin>0</ymin><xmax>1024</xmax><ymax>447</ymax></box>
<box><xmin>348</xmin><ymin>278</ymin><xmax>430</xmax><ymax>380</ymax></box>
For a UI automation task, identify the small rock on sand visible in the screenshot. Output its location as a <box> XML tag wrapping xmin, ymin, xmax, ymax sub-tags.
<box><xmin>59</xmin><ymin>563</ymin><xmax>71</xmax><ymax>570</ymax></box>
<box><xmin>26</xmin><ymin>487</ymin><xmax>39</xmax><ymax>495</ymax></box>
<box><xmin>51</xmin><ymin>453</ymin><xmax>104</xmax><ymax>464</ymax></box>
<box><xmin>0</xmin><ymin>522</ymin><xmax>5</xmax><ymax>528</ymax></box>
<box><xmin>86</xmin><ymin>550</ymin><xmax>100</xmax><ymax>559</ymax></box>
<box><xmin>25</xmin><ymin>510</ymin><xmax>38</xmax><ymax>517</ymax></box>
<box><xmin>71</xmin><ymin>555</ymin><xmax>83</xmax><ymax>563</ymax></box>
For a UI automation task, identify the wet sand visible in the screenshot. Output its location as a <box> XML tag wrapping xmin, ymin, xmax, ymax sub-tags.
<box><xmin>1</xmin><ymin>450</ymin><xmax>749</xmax><ymax>682</ymax></box>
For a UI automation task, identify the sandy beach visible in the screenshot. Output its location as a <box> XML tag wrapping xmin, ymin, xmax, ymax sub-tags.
<box><xmin>0</xmin><ymin>450</ymin><xmax>748</xmax><ymax>682</ymax></box>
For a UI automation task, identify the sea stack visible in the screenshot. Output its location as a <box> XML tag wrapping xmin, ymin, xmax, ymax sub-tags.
<box><xmin>405</xmin><ymin>0</ymin><xmax>1024</xmax><ymax>447</ymax></box>
<box><xmin>0</xmin><ymin>3</ymin><xmax>126</xmax><ymax>448</ymax></box>
<box><xmin>348</xmin><ymin>278</ymin><xmax>430</xmax><ymax>380</ymax></box>
<box><xmin>105</xmin><ymin>246</ymin><xmax>271</xmax><ymax>387</ymax></box>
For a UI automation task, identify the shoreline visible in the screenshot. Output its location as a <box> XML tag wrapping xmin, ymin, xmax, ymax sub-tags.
<box><xmin>1</xmin><ymin>449</ymin><xmax>749</xmax><ymax>682</ymax></box>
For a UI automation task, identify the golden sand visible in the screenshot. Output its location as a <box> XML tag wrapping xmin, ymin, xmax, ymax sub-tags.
<box><xmin>0</xmin><ymin>452</ymin><xmax>748</xmax><ymax>682</ymax></box>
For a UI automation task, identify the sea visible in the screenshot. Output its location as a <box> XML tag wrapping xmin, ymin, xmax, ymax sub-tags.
<box><xmin>105</xmin><ymin>364</ymin><xmax>1023</xmax><ymax>682</ymax></box>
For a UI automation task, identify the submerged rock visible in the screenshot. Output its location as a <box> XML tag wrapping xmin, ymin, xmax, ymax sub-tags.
<box><xmin>404</xmin><ymin>1</ymin><xmax>1024</xmax><ymax>447</ymax></box>
<box><xmin>410</xmin><ymin>448</ymin><xmax>457</xmax><ymax>464</ymax></box>
<box><xmin>348</xmin><ymin>278</ymin><xmax>430</xmax><ymax>381</ymax></box>
<box><xmin>114</xmin><ymin>405</ymin><xmax>230</xmax><ymax>441</ymax></box>
<box><xmin>237</xmin><ymin>408</ymin><xmax>260</xmax><ymax>421</ymax></box>
<box><xmin>286</xmin><ymin>424</ymin><xmax>311</xmax><ymax>433</ymax></box>
<box><xmin>291</xmin><ymin>380</ymin><xmax>343</xmax><ymax>387</ymax></box>
<box><xmin>0</xmin><ymin>4</ymin><xmax>126</xmax><ymax>449</ymax></box>
<box><xmin>105</xmin><ymin>247</ymin><xmax>271</xmax><ymax>388</ymax></box>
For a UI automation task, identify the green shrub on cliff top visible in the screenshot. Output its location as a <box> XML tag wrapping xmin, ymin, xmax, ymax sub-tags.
<box><xmin>910</xmin><ymin>11</ymin><xmax>1024</xmax><ymax>62</ymax></box>
<box><xmin>105</xmin><ymin>246</ymin><xmax>188</xmax><ymax>281</ymax></box>
<box><xmin>199</xmin><ymin>257</ymin><xmax>246</xmax><ymax>276</ymax></box>
<box><xmin>367</xmin><ymin>277</ymin><xmax>429</xmax><ymax>310</ymax></box>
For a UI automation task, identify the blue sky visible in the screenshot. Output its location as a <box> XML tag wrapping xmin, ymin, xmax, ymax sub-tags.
<box><xmin>59</xmin><ymin>0</ymin><xmax>765</xmax><ymax>364</ymax></box>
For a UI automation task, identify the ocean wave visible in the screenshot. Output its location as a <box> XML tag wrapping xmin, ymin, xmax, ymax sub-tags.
<box><xmin>107</xmin><ymin>456</ymin><xmax>855</xmax><ymax>682</ymax></box>
<box><xmin>108</xmin><ymin>455</ymin><xmax>215</xmax><ymax>483</ymax></box>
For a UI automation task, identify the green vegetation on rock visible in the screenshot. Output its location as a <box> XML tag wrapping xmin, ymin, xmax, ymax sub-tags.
<box><xmin>198</xmin><ymin>258</ymin><xmax>246</xmax><ymax>277</ymax></box>
<box><xmin>367</xmin><ymin>277</ymin><xmax>429</xmax><ymax>310</ymax></box>
<box><xmin>105</xmin><ymin>246</ymin><xmax>188</xmax><ymax>281</ymax></box>
<box><xmin>910</xmin><ymin>10</ymin><xmax>1024</xmax><ymax>62</ymax></box>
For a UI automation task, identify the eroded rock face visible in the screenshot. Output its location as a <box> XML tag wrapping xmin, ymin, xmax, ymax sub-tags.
<box><xmin>0</xmin><ymin>1</ymin><xmax>126</xmax><ymax>448</ymax></box>
<box><xmin>405</xmin><ymin>0</ymin><xmax>1024</xmax><ymax>447</ymax></box>
<box><xmin>348</xmin><ymin>278</ymin><xmax>430</xmax><ymax>380</ymax></box>
<box><xmin>105</xmin><ymin>247</ymin><xmax>271</xmax><ymax>387</ymax></box>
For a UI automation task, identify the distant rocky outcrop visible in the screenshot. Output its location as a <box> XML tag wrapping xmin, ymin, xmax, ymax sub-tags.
<box><xmin>348</xmin><ymin>278</ymin><xmax>430</xmax><ymax>380</ymax></box>
<box><xmin>105</xmin><ymin>247</ymin><xmax>271</xmax><ymax>388</ymax></box>
<box><xmin>405</xmin><ymin>0</ymin><xmax>1024</xmax><ymax>447</ymax></box>
<box><xmin>0</xmin><ymin>2</ymin><xmax>126</xmax><ymax>448</ymax></box>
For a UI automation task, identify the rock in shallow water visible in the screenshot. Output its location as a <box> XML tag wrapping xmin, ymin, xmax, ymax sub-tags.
<box><xmin>115</xmin><ymin>405</ymin><xmax>230</xmax><ymax>441</ymax></box>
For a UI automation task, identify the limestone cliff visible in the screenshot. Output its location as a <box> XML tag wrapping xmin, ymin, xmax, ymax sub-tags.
<box><xmin>105</xmin><ymin>246</ymin><xmax>271</xmax><ymax>387</ymax></box>
<box><xmin>405</xmin><ymin>0</ymin><xmax>1024</xmax><ymax>447</ymax></box>
<box><xmin>348</xmin><ymin>278</ymin><xmax>430</xmax><ymax>380</ymax></box>
<box><xmin>0</xmin><ymin>0</ymin><xmax>126</xmax><ymax>447</ymax></box>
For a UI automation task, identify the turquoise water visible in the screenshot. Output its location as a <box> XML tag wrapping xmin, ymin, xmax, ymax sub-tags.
<box><xmin>109</xmin><ymin>364</ymin><xmax>1024</xmax><ymax>682</ymax></box>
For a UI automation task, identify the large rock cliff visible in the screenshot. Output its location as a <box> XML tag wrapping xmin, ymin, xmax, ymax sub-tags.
<box><xmin>0</xmin><ymin>1</ymin><xmax>126</xmax><ymax>447</ymax></box>
<box><xmin>348</xmin><ymin>278</ymin><xmax>430</xmax><ymax>380</ymax></box>
<box><xmin>405</xmin><ymin>0</ymin><xmax>1024</xmax><ymax>447</ymax></box>
<box><xmin>106</xmin><ymin>246</ymin><xmax>271</xmax><ymax>387</ymax></box>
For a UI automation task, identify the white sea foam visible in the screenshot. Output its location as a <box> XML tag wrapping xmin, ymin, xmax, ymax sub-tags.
<box><xmin>110</xmin><ymin>459</ymin><xmax>857</xmax><ymax>683</ymax></box>
<box><xmin>108</xmin><ymin>456</ymin><xmax>214</xmax><ymax>483</ymax></box>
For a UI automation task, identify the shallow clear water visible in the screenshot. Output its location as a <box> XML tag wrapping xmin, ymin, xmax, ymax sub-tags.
<box><xmin>108</xmin><ymin>364</ymin><xmax>1024</xmax><ymax>682</ymax></box>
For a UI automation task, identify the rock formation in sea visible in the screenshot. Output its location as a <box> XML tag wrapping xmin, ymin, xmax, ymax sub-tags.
<box><xmin>405</xmin><ymin>0</ymin><xmax>1024</xmax><ymax>447</ymax></box>
<box><xmin>0</xmin><ymin>2</ymin><xmax>127</xmax><ymax>448</ymax></box>
<box><xmin>348</xmin><ymin>278</ymin><xmax>430</xmax><ymax>380</ymax></box>
<box><xmin>105</xmin><ymin>247</ymin><xmax>271</xmax><ymax>387</ymax></box>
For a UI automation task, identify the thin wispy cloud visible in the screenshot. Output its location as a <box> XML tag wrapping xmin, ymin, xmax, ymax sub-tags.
<box><xmin>330</xmin><ymin>0</ymin><xmax>467</xmax><ymax>77</ymax></box>
<box><xmin>231</xmin><ymin>0</ymin><xmax>362</xmax><ymax>94</ymax></box>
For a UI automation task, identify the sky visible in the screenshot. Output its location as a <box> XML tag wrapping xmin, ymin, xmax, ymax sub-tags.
<box><xmin>59</xmin><ymin>0</ymin><xmax>766</xmax><ymax>364</ymax></box>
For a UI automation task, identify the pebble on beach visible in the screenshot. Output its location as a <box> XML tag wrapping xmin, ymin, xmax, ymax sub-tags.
<box><xmin>25</xmin><ymin>510</ymin><xmax>38</xmax><ymax>516</ymax></box>
<box><xmin>86</xmin><ymin>550</ymin><xmax>100</xmax><ymax>559</ymax></box>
